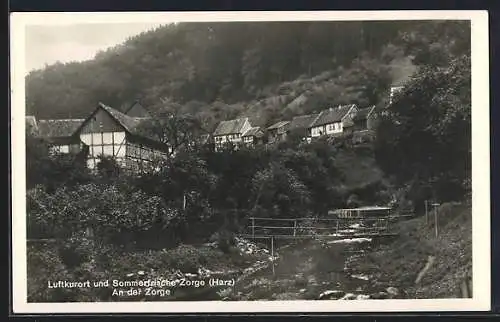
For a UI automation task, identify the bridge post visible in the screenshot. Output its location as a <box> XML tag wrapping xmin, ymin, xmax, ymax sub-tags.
<box><xmin>251</xmin><ymin>217</ymin><xmax>255</xmax><ymax>241</ymax></box>
<box><xmin>425</xmin><ymin>200</ymin><xmax>429</xmax><ymax>225</ymax></box>
<box><xmin>293</xmin><ymin>219</ymin><xmax>297</xmax><ymax>237</ymax></box>
<box><xmin>432</xmin><ymin>203</ymin><xmax>440</xmax><ymax>237</ymax></box>
<box><xmin>271</xmin><ymin>236</ymin><xmax>275</xmax><ymax>276</ymax></box>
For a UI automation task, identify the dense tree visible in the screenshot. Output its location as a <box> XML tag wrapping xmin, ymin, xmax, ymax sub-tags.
<box><xmin>26</xmin><ymin>20</ymin><xmax>456</xmax><ymax>121</ymax></box>
<box><xmin>135</xmin><ymin>99</ymin><xmax>208</xmax><ymax>155</ymax></box>
<box><xmin>395</xmin><ymin>20</ymin><xmax>471</xmax><ymax>67</ymax></box>
<box><xmin>374</xmin><ymin>54</ymin><xmax>471</xmax><ymax>204</ymax></box>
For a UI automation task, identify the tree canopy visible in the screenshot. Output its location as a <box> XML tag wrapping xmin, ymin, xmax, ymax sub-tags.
<box><xmin>26</xmin><ymin>20</ymin><xmax>469</xmax><ymax>129</ymax></box>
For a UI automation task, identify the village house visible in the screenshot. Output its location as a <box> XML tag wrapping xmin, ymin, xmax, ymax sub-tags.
<box><xmin>351</xmin><ymin>105</ymin><xmax>376</xmax><ymax>132</ymax></box>
<box><xmin>309</xmin><ymin>104</ymin><xmax>358</xmax><ymax>138</ymax></box>
<box><xmin>242</xmin><ymin>127</ymin><xmax>264</xmax><ymax>146</ymax></box>
<box><xmin>212</xmin><ymin>117</ymin><xmax>253</xmax><ymax>151</ymax></box>
<box><xmin>26</xmin><ymin>101</ymin><xmax>171</xmax><ymax>173</ymax></box>
<box><xmin>35</xmin><ymin>118</ymin><xmax>86</xmax><ymax>154</ymax></box>
<box><xmin>286</xmin><ymin>113</ymin><xmax>320</xmax><ymax>141</ymax></box>
<box><xmin>266</xmin><ymin>120</ymin><xmax>290</xmax><ymax>144</ymax></box>
<box><xmin>389</xmin><ymin>84</ymin><xmax>405</xmax><ymax>105</ymax></box>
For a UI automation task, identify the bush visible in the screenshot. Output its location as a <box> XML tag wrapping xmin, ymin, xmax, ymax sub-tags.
<box><xmin>27</xmin><ymin>183</ymin><xmax>185</xmax><ymax>246</ymax></box>
<box><xmin>27</xmin><ymin>243</ymin><xmax>73</xmax><ymax>302</ymax></box>
<box><xmin>214</xmin><ymin>230</ymin><xmax>236</xmax><ymax>254</ymax></box>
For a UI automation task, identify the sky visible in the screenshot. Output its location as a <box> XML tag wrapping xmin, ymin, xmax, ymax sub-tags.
<box><xmin>24</xmin><ymin>23</ymin><xmax>165</xmax><ymax>74</ymax></box>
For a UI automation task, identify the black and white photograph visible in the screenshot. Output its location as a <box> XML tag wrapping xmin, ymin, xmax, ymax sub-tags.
<box><xmin>10</xmin><ymin>11</ymin><xmax>490</xmax><ymax>313</ymax></box>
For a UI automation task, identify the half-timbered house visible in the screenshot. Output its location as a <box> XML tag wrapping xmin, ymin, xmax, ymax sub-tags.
<box><xmin>26</xmin><ymin>102</ymin><xmax>171</xmax><ymax>173</ymax></box>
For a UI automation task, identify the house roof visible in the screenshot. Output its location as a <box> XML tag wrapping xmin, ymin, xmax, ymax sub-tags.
<box><xmin>343</xmin><ymin>118</ymin><xmax>355</xmax><ymax>128</ymax></box>
<box><xmin>37</xmin><ymin>118</ymin><xmax>85</xmax><ymax>138</ymax></box>
<box><xmin>199</xmin><ymin>133</ymin><xmax>214</xmax><ymax>144</ymax></box>
<box><xmin>288</xmin><ymin>114</ymin><xmax>319</xmax><ymax>131</ymax></box>
<box><xmin>353</xmin><ymin>105</ymin><xmax>376</xmax><ymax>121</ymax></box>
<box><xmin>267</xmin><ymin>121</ymin><xmax>290</xmax><ymax>130</ymax></box>
<box><xmin>242</xmin><ymin>127</ymin><xmax>263</xmax><ymax>138</ymax></box>
<box><xmin>213</xmin><ymin>118</ymin><xmax>249</xmax><ymax>136</ymax></box>
<box><xmin>99</xmin><ymin>102</ymin><xmax>145</xmax><ymax>134</ymax></box>
<box><xmin>310</xmin><ymin>104</ymin><xmax>356</xmax><ymax>128</ymax></box>
<box><xmin>122</xmin><ymin>101</ymin><xmax>150</xmax><ymax>118</ymax></box>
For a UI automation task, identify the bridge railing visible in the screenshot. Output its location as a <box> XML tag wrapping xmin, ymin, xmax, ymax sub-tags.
<box><xmin>243</xmin><ymin>214</ymin><xmax>413</xmax><ymax>240</ymax></box>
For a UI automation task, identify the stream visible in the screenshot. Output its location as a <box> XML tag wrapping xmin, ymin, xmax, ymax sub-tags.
<box><xmin>112</xmin><ymin>235</ymin><xmax>399</xmax><ymax>301</ymax></box>
<box><xmin>218</xmin><ymin>236</ymin><xmax>400</xmax><ymax>301</ymax></box>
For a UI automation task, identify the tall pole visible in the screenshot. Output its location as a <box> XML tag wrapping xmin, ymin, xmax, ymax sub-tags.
<box><xmin>251</xmin><ymin>217</ymin><xmax>255</xmax><ymax>241</ymax></box>
<box><xmin>434</xmin><ymin>204</ymin><xmax>439</xmax><ymax>238</ymax></box>
<box><xmin>271</xmin><ymin>236</ymin><xmax>275</xmax><ymax>276</ymax></box>
<box><xmin>425</xmin><ymin>200</ymin><xmax>428</xmax><ymax>225</ymax></box>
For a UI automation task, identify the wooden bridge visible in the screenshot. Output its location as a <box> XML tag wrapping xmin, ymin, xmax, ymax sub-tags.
<box><xmin>239</xmin><ymin>212</ymin><xmax>412</xmax><ymax>241</ymax></box>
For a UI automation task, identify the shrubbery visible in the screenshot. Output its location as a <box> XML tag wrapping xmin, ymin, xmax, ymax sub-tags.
<box><xmin>27</xmin><ymin>183</ymin><xmax>184</xmax><ymax>248</ymax></box>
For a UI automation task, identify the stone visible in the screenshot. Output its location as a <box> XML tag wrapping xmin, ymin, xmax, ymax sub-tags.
<box><xmin>340</xmin><ymin>293</ymin><xmax>357</xmax><ymax>300</ymax></box>
<box><xmin>386</xmin><ymin>287</ymin><xmax>399</xmax><ymax>297</ymax></box>
<box><xmin>318</xmin><ymin>290</ymin><xmax>345</xmax><ymax>300</ymax></box>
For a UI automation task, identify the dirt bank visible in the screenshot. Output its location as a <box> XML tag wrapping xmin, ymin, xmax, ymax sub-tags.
<box><xmin>225</xmin><ymin>202</ymin><xmax>472</xmax><ymax>301</ymax></box>
<box><xmin>345</xmin><ymin>202</ymin><xmax>472</xmax><ymax>299</ymax></box>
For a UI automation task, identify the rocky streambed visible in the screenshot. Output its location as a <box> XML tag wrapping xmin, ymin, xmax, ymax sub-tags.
<box><xmin>223</xmin><ymin>236</ymin><xmax>403</xmax><ymax>301</ymax></box>
<box><xmin>110</xmin><ymin>235</ymin><xmax>401</xmax><ymax>301</ymax></box>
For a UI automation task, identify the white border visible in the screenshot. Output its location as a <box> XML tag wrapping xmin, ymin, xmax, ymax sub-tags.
<box><xmin>10</xmin><ymin>10</ymin><xmax>490</xmax><ymax>314</ymax></box>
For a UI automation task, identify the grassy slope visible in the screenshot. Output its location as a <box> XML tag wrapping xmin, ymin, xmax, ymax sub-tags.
<box><xmin>349</xmin><ymin>202</ymin><xmax>472</xmax><ymax>298</ymax></box>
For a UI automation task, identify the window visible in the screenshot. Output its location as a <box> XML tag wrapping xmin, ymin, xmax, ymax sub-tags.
<box><xmin>52</xmin><ymin>145</ymin><xmax>70</xmax><ymax>154</ymax></box>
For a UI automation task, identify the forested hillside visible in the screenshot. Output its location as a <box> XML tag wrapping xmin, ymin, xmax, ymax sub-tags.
<box><xmin>25</xmin><ymin>20</ymin><xmax>470</xmax><ymax>130</ymax></box>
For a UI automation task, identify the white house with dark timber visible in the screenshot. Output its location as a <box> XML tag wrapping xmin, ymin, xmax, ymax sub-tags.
<box><xmin>26</xmin><ymin>102</ymin><xmax>171</xmax><ymax>173</ymax></box>
<box><xmin>266</xmin><ymin>120</ymin><xmax>290</xmax><ymax>144</ymax></box>
<box><xmin>309</xmin><ymin>104</ymin><xmax>358</xmax><ymax>138</ymax></box>
<box><xmin>242</xmin><ymin>127</ymin><xmax>264</xmax><ymax>146</ymax></box>
<box><xmin>213</xmin><ymin>117</ymin><xmax>253</xmax><ymax>151</ymax></box>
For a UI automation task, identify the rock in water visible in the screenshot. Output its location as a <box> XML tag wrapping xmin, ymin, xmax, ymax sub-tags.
<box><xmin>340</xmin><ymin>293</ymin><xmax>357</xmax><ymax>300</ymax></box>
<box><xmin>386</xmin><ymin>287</ymin><xmax>399</xmax><ymax>297</ymax></box>
<box><xmin>318</xmin><ymin>290</ymin><xmax>345</xmax><ymax>300</ymax></box>
<box><xmin>356</xmin><ymin>294</ymin><xmax>370</xmax><ymax>300</ymax></box>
